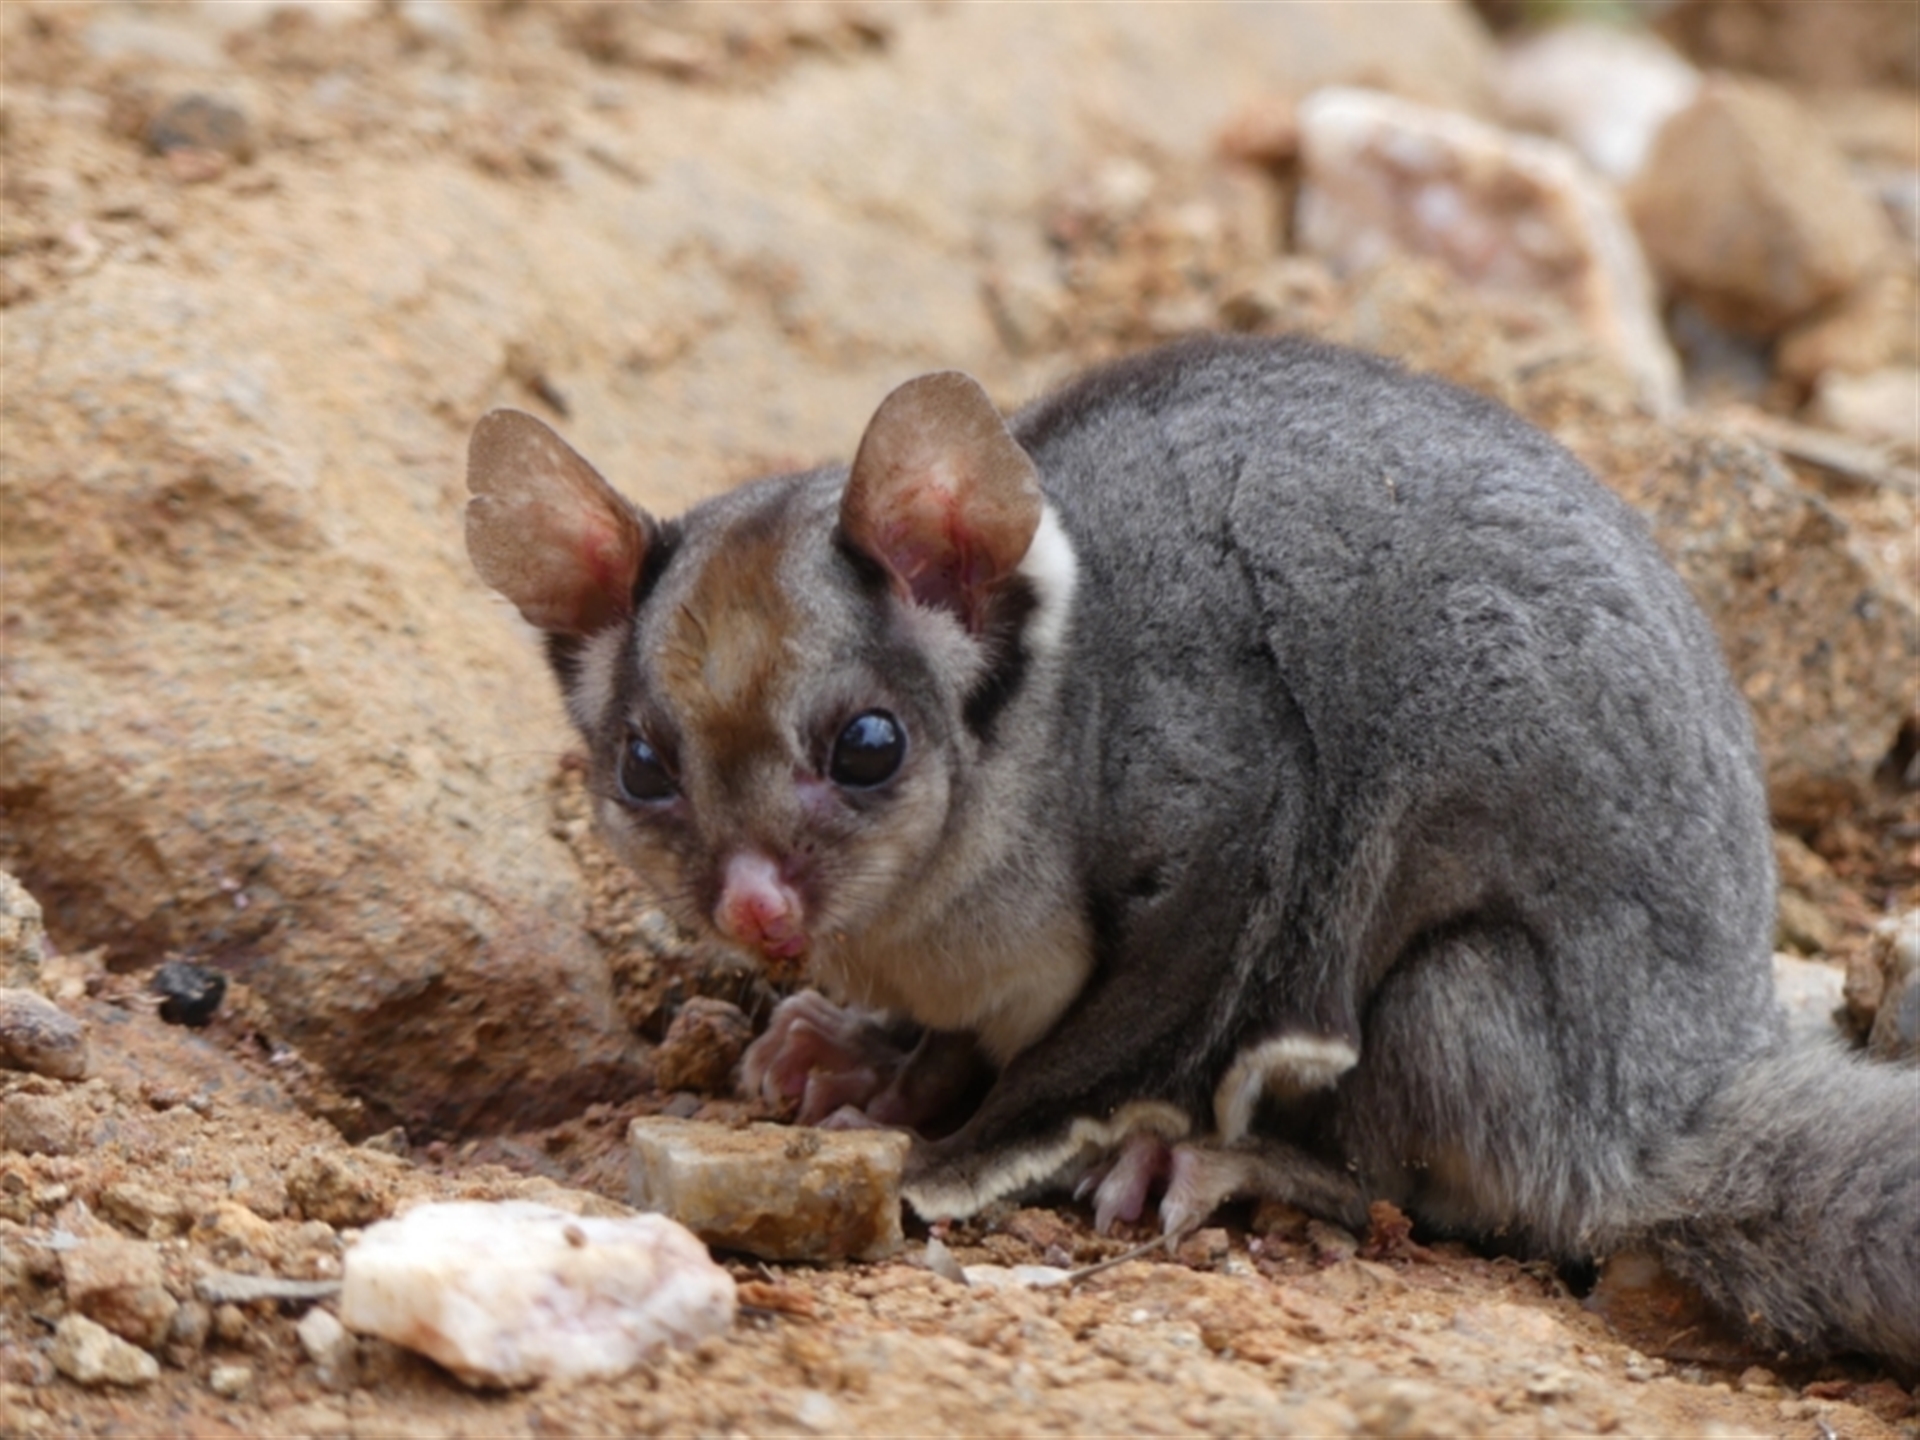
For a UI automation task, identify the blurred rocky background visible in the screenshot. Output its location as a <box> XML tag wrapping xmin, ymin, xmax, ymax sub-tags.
<box><xmin>0</xmin><ymin>3</ymin><xmax>1916</xmax><ymax>1432</ymax></box>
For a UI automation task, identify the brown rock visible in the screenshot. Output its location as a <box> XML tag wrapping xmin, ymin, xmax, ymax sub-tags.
<box><xmin>629</xmin><ymin>1116</ymin><xmax>907</xmax><ymax>1262</ymax></box>
<box><xmin>652</xmin><ymin>997</ymin><xmax>753</xmax><ymax>1096</ymax></box>
<box><xmin>1811</xmin><ymin>368</ymin><xmax>1920</xmax><ymax>455</ymax></box>
<box><xmin>50</xmin><ymin>1313</ymin><xmax>160</xmax><ymax>1388</ymax></box>
<box><xmin>196</xmin><ymin>1201</ymin><xmax>286</xmax><ymax>1268</ymax></box>
<box><xmin>1657</xmin><ymin>0</ymin><xmax>1920</xmax><ymax>91</ymax></box>
<box><xmin>1850</xmin><ymin>911</ymin><xmax>1920</xmax><ymax>1065</ymax></box>
<box><xmin>0</xmin><ymin>1090</ymin><xmax>82</xmax><ymax>1155</ymax></box>
<box><xmin>1628</xmin><ymin>76</ymin><xmax>1895</xmax><ymax>336</ymax></box>
<box><xmin>0</xmin><ymin>987</ymin><xmax>86</xmax><ymax>1080</ymax></box>
<box><xmin>61</xmin><ymin>1236</ymin><xmax>178</xmax><ymax>1350</ymax></box>
<box><xmin>1776</xmin><ymin>266</ymin><xmax>1919</xmax><ymax>391</ymax></box>
<box><xmin>286</xmin><ymin>1147</ymin><xmax>401</xmax><ymax>1228</ymax></box>
<box><xmin>100</xmin><ymin>1181</ymin><xmax>191</xmax><ymax>1240</ymax></box>
<box><xmin>1607</xmin><ymin>425</ymin><xmax>1918</xmax><ymax>825</ymax></box>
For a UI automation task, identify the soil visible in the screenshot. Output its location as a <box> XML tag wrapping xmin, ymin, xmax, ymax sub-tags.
<box><xmin>1</xmin><ymin>3</ymin><xmax>1916</xmax><ymax>1437</ymax></box>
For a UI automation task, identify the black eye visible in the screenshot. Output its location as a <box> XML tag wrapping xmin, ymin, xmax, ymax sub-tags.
<box><xmin>617</xmin><ymin>734</ymin><xmax>676</xmax><ymax>803</ymax></box>
<box><xmin>829</xmin><ymin>710</ymin><xmax>904</xmax><ymax>789</ymax></box>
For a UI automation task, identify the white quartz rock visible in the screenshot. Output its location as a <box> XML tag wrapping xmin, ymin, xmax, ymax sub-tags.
<box><xmin>1297</xmin><ymin>86</ymin><xmax>1680</xmax><ymax>416</ymax></box>
<box><xmin>339</xmin><ymin>1201</ymin><xmax>735</xmax><ymax>1387</ymax></box>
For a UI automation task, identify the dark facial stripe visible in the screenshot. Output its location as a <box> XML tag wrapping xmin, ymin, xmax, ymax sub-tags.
<box><xmin>962</xmin><ymin>577</ymin><xmax>1037</xmax><ymax>742</ymax></box>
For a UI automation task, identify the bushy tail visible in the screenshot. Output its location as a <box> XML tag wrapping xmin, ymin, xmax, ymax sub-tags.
<box><xmin>1630</xmin><ymin>1042</ymin><xmax>1919</xmax><ymax>1369</ymax></box>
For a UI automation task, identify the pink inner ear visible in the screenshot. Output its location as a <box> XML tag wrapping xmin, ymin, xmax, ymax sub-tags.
<box><xmin>870</xmin><ymin>487</ymin><xmax>990</xmax><ymax>624</ymax></box>
<box><xmin>466</xmin><ymin>409</ymin><xmax>651</xmax><ymax>636</ymax></box>
<box><xmin>841</xmin><ymin>372</ymin><xmax>1042</xmax><ymax>633</ymax></box>
<box><xmin>581</xmin><ymin>520</ymin><xmax>640</xmax><ymax>613</ymax></box>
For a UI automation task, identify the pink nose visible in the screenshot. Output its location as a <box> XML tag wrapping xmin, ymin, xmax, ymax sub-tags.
<box><xmin>714</xmin><ymin>851</ymin><xmax>807</xmax><ymax>960</ymax></box>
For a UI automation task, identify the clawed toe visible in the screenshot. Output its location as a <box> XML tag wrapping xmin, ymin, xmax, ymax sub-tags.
<box><xmin>1091</xmin><ymin>1130</ymin><xmax>1173</xmax><ymax>1234</ymax></box>
<box><xmin>1159</xmin><ymin>1145</ymin><xmax>1257</xmax><ymax>1237</ymax></box>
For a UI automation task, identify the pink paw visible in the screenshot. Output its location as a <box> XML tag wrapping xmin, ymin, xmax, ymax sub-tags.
<box><xmin>738</xmin><ymin>991</ymin><xmax>902</xmax><ymax>1124</ymax></box>
<box><xmin>737</xmin><ymin>990</ymin><xmax>989</xmax><ymax>1133</ymax></box>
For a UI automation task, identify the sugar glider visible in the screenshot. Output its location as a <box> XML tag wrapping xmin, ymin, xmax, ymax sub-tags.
<box><xmin>466</xmin><ymin>336</ymin><xmax>1918</xmax><ymax>1367</ymax></box>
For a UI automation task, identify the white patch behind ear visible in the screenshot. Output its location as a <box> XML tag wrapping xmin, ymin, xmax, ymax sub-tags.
<box><xmin>1017</xmin><ymin>503</ymin><xmax>1078</xmax><ymax>658</ymax></box>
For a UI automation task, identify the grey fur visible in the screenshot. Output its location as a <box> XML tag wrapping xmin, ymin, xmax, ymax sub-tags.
<box><xmin>467</xmin><ymin>335</ymin><xmax>1919</xmax><ymax>1368</ymax></box>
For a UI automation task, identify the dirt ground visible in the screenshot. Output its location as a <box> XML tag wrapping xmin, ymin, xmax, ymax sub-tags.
<box><xmin>2</xmin><ymin>2</ymin><xmax>1917</xmax><ymax>1437</ymax></box>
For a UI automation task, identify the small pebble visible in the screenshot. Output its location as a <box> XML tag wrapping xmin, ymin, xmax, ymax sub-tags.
<box><xmin>212</xmin><ymin>1302</ymin><xmax>249</xmax><ymax>1346</ymax></box>
<box><xmin>297</xmin><ymin>1305</ymin><xmax>354</xmax><ymax>1370</ymax></box>
<box><xmin>630</xmin><ymin>1116</ymin><xmax>907</xmax><ymax>1262</ymax></box>
<box><xmin>168</xmin><ymin>1300</ymin><xmax>213</xmax><ymax>1354</ymax></box>
<box><xmin>0</xmin><ymin>1091</ymin><xmax>81</xmax><ymax>1155</ymax></box>
<box><xmin>286</xmin><ymin>1147</ymin><xmax>396</xmax><ymax>1228</ymax></box>
<box><xmin>359</xmin><ymin>1126</ymin><xmax>409</xmax><ymax>1156</ymax></box>
<box><xmin>146</xmin><ymin>95</ymin><xmax>252</xmax><ymax>160</ymax></box>
<box><xmin>208</xmin><ymin>1361</ymin><xmax>253</xmax><ymax>1398</ymax></box>
<box><xmin>150</xmin><ymin>961</ymin><xmax>227</xmax><ymax>1027</ymax></box>
<box><xmin>51</xmin><ymin>1313</ymin><xmax>160</xmax><ymax>1388</ymax></box>
<box><xmin>100</xmin><ymin>1181</ymin><xmax>189</xmax><ymax>1239</ymax></box>
<box><xmin>652</xmin><ymin>997</ymin><xmax>753</xmax><ymax>1094</ymax></box>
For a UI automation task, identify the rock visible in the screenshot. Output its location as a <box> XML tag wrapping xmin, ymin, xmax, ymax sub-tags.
<box><xmin>630</xmin><ymin>1117</ymin><xmax>908</xmax><ymax>1262</ymax></box>
<box><xmin>150</xmin><ymin>960</ymin><xmax>227</xmax><ymax>1027</ymax></box>
<box><xmin>1295</xmin><ymin>87</ymin><xmax>1680</xmax><ymax>414</ymax></box>
<box><xmin>207</xmin><ymin>1361</ymin><xmax>253</xmax><ymax>1398</ymax></box>
<box><xmin>1771</xmin><ymin>953</ymin><xmax>1845</xmax><ymax>1047</ymax></box>
<box><xmin>145</xmin><ymin>94</ymin><xmax>253</xmax><ymax>161</ymax></box>
<box><xmin>196</xmin><ymin>1201</ymin><xmax>286</xmax><ymax>1270</ymax></box>
<box><xmin>1655</xmin><ymin>0</ymin><xmax>1920</xmax><ymax>91</ymax></box>
<box><xmin>1811</xmin><ymin>368</ymin><xmax>1920</xmax><ymax>455</ymax></box>
<box><xmin>212</xmin><ymin>1303</ymin><xmax>249</xmax><ymax>1347</ymax></box>
<box><xmin>1776</xmin><ymin>892</ymin><xmax>1840</xmax><ymax>957</ymax></box>
<box><xmin>338</xmin><ymin>1200</ymin><xmax>735</xmax><ymax>1387</ymax></box>
<box><xmin>100</xmin><ymin>1182</ymin><xmax>190</xmax><ymax>1240</ymax></box>
<box><xmin>1606</xmin><ymin>425</ymin><xmax>1919</xmax><ymax>825</ymax></box>
<box><xmin>652</xmin><ymin>997</ymin><xmax>753</xmax><ymax>1095</ymax></box>
<box><xmin>1776</xmin><ymin>266</ymin><xmax>1918</xmax><ymax>390</ymax></box>
<box><xmin>960</xmin><ymin>1263</ymin><xmax>1073</xmax><ymax>1291</ymax></box>
<box><xmin>296</xmin><ymin>1305</ymin><xmax>357</xmax><ymax>1390</ymax></box>
<box><xmin>0</xmin><ymin>872</ymin><xmax>49</xmax><ymax>990</ymax></box>
<box><xmin>1627</xmin><ymin>77</ymin><xmax>1895</xmax><ymax>336</ymax></box>
<box><xmin>0</xmin><ymin>1091</ymin><xmax>82</xmax><ymax>1155</ymax></box>
<box><xmin>1494</xmin><ymin>22</ymin><xmax>1700</xmax><ymax>183</ymax></box>
<box><xmin>50</xmin><ymin>1313</ymin><xmax>161</xmax><ymax>1388</ymax></box>
<box><xmin>0</xmin><ymin>988</ymin><xmax>86</xmax><ymax>1080</ymax></box>
<box><xmin>34</xmin><ymin>947</ymin><xmax>104</xmax><ymax>1006</ymax></box>
<box><xmin>286</xmin><ymin>1147</ymin><xmax>401</xmax><ymax>1229</ymax></box>
<box><xmin>60</xmin><ymin>1236</ymin><xmax>179</xmax><ymax>1351</ymax></box>
<box><xmin>1845</xmin><ymin>911</ymin><xmax>1920</xmax><ymax>1065</ymax></box>
<box><xmin>166</xmin><ymin>1299</ymin><xmax>212</xmax><ymax>1355</ymax></box>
